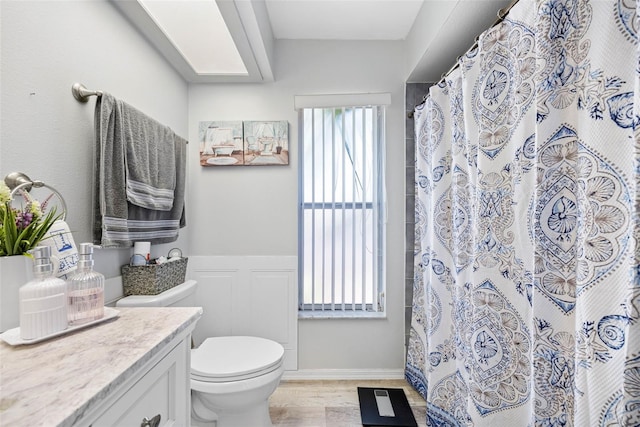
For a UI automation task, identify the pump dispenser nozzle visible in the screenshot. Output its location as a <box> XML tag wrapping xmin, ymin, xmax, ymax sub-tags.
<box><xmin>77</xmin><ymin>243</ymin><xmax>95</xmax><ymax>269</ymax></box>
<box><xmin>30</xmin><ymin>246</ymin><xmax>53</xmax><ymax>276</ymax></box>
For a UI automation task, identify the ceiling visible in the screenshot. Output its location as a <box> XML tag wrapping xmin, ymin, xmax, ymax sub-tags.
<box><xmin>113</xmin><ymin>0</ymin><xmax>512</xmax><ymax>84</ymax></box>
<box><xmin>265</xmin><ymin>0</ymin><xmax>425</xmax><ymax>40</ymax></box>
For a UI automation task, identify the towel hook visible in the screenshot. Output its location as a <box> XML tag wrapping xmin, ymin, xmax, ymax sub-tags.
<box><xmin>72</xmin><ymin>83</ymin><xmax>103</xmax><ymax>103</ymax></box>
<box><xmin>4</xmin><ymin>172</ymin><xmax>67</xmax><ymax>220</ymax></box>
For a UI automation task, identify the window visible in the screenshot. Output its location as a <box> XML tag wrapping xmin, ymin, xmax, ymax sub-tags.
<box><xmin>297</xmin><ymin>94</ymin><xmax>387</xmax><ymax>316</ymax></box>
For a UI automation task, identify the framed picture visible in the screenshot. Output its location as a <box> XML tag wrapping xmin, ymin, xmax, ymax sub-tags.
<box><xmin>199</xmin><ymin>121</ymin><xmax>244</xmax><ymax>166</ymax></box>
<box><xmin>199</xmin><ymin>120</ymin><xmax>289</xmax><ymax>167</ymax></box>
<box><xmin>243</xmin><ymin>121</ymin><xmax>289</xmax><ymax>166</ymax></box>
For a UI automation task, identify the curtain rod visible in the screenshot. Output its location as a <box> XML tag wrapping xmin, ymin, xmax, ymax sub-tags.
<box><xmin>437</xmin><ymin>0</ymin><xmax>520</xmax><ymax>85</ymax></box>
<box><xmin>408</xmin><ymin>0</ymin><xmax>520</xmax><ymax>119</ymax></box>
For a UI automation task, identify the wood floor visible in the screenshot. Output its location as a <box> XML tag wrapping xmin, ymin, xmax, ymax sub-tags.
<box><xmin>269</xmin><ymin>379</ymin><xmax>427</xmax><ymax>427</ymax></box>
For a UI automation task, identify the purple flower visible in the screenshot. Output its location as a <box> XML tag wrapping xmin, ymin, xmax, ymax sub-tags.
<box><xmin>15</xmin><ymin>211</ymin><xmax>34</xmax><ymax>228</ymax></box>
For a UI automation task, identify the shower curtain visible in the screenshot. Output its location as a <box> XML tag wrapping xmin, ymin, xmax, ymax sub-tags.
<box><xmin>406</xmin><ymin>0</ymin><xmax>639</xmax><ymax>425</ymax></box>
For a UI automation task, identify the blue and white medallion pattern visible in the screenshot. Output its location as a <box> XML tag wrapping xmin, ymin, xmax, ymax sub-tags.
<box><xmin>453</xmin><ymin>280</ymin><xmax>531</xmax><ymax>416</ymax></box>
<box><xmin>408</xmin><ymin>1</ymin><xmax>638</xmax><ymax>425</ymax></box>
<box><xmin>406</xmin><ymin>326</ymin><xmax>428</xmax><ymax>400</ymax></box>
<box><xmin>414</xmin><ymin>197</ymin><xmax>428</xmax><ymax>254</ymax></box>
<box><xmin>532</xmin><ymin>317</ymin><xmax>578</xmax><ymax>426</ymax></box>
<box><xmin>599</xmin><ymin>352</ymin><xmax>640</xmax><ymax>426</ymax></box>
<box><xmin>529</xmin><ymin>125</ymin><xmax>631</xmax><ymax>313</ymax></box>
<box><xmin>614</xmin><ymin>0</ymin><xmax>637</xmax><ymax>42</ymax></box>
<box><xmin>472</xmin><ymin>19</ymin><xmax>536</xmax><ymax>159</ymax></box>
<box><xmin>429</xmin><ymin>372</ymin><xmax>472</xmax><ymax>426</ymax></box>
<box><xmin>435</xmin><ymin>166</ymin><xmax>475</xmax><ymax>273</ymax></box>
<box><xmin>417</xmin><ymin>97</ymin><xmax>444</xmax><ymax>165</ymax></box>
<box><xmin>536</xmin><ymin>0</ymin><xmax>626</xmax><ymax>123</ymax></box>
<box><xmin>474</xmin><ymin>167</ymin><xmax>530</xmax><ymax>295</ymax></box>
<box><xmin>607</xmin><ymin>92</ymin><xmax>640</xmax><ymax>129</ymax></box>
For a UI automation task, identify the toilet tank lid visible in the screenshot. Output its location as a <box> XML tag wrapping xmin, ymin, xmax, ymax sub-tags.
<box><xmin>116</xmin><ymin>280</ymin><xmax>197</xmax><ymax>307</ymax></box>
<box><xmin>191</xmin><ymin>336</ymin><xmax>284</xmax><ymax>380</ymax></box>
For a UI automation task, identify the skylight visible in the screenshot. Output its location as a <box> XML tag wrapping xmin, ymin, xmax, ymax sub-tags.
<box><xmin>138</xmin><ymin>0</ymin><xmax>247</xmax><ymax>75</ymax></box>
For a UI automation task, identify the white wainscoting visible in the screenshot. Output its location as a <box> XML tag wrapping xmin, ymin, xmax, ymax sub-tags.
<box><xmin>188</xmin><ymin>256</ymin><xmax>298</xmax><ymax>371</ymax></box>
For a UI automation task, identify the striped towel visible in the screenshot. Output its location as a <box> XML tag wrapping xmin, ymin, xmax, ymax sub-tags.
<box><xmin>93</xmin><ymin>92</ymin><xmax>187</xmax><ymax>247</ymax></box>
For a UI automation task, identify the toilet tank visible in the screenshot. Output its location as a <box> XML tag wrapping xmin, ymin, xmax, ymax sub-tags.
<box><xmin>116</xmin><ymin>280</ymin><xmax>197</xmax><ymax>307</ymax></box>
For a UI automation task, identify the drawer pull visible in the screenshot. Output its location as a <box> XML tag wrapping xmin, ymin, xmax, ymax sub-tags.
<box><xmin>141</xmin><ymin>414</ymin><xmax>161</xmax><ymax>427</ymax></box>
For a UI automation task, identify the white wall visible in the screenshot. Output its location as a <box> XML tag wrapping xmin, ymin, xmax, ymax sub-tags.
<box><xmin>404</xmin><ymin>1</ymin><xmax>456</xmax><ymax>81</ymax></box>
<box><xmin>0</xmin><ymin>1</ymin><xmax>189</xmax><ymax>278</ymax></box>
<box><xmin>188</xmin><ymin>40</ymin><xmax>407</xmax><ymax>371</ymax></box>
<box><xmin>405</xmin><ymin>0</ymin><xmax>512</xmax><ymax>82</ymax></box>
<box><xmin>2</xmin><ymin>2</ymin><xmax>408</xmax><ymax>372</ymax></box>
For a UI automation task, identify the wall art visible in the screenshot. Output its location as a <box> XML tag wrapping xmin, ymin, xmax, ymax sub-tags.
<box><xmin>243</xmin><ymin>121</ymin><xmax>289</xmax><ymax>166</ymax></box>
<box><xmin>198</xmin><ymin>120</ymin><xmax>289</xmax><ymax>166</ymax></box>
<box><xmin>199</xmin><ymin>121</ymin><xmax>244</xmax><ymax>166</ymax></box>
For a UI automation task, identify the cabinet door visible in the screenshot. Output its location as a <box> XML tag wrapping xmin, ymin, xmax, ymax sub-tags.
<box><xmin>92</xmin><ymin>339</ymin><xmax>190</xmax><ymax>427</ymax></box>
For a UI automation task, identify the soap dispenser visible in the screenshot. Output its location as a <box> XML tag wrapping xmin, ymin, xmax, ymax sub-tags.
<box><xmin>67</xmin><ymin>243</ymin><xmax>105</xmax><ymax>325</ymax></box>
<box><xmin>19</xmin><ymin>246</ymin><xmax>68</xmax><ymax>340</ymax></box>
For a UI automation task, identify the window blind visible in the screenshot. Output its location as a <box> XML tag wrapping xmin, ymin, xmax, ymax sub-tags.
<box><xmin>298</xmin><ymin>103</ymin><xmax>385</xmax><ymax>313</ymax></box>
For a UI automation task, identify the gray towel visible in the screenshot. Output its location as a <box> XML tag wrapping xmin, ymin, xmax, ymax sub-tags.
<box><xmin>93</xmin><ymin>92</ymin><xmax>187</xmax><ymax>248</ymax></box>
<box><xmin>121</xmin><ymin>102</ymin><xmax>176</xmax><ymax>211</ymax></box>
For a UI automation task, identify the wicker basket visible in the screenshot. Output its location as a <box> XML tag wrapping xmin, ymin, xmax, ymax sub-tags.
<box><xmin>121</xmin><ymin>257</ymin><xmax>188</xmax><ymax>296</ymax></box>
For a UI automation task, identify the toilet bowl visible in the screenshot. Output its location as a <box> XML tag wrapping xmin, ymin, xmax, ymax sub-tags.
<box><xmin>191</xmin><ymin>336</ymin><xmax>284</xmax><ymax>427</ymax></box>
<box><xmin>116</xmin><ymin>280</ymin><xmax>284</xmax><ymax>427</ymax></box>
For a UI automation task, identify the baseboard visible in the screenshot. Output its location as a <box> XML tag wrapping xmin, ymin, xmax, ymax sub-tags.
<box><xmin>282</xmin><ymin>368</ymin><xmax>405</xmax><ymax>381</ymax></box>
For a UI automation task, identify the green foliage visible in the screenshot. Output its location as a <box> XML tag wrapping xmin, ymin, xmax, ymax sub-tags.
<box><xmin>0</xmin><ymin>182</ymin><xmax>61</xmax><ymax>256</ymax></box>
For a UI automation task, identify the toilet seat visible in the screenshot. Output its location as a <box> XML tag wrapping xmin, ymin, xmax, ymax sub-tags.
<box><xmin>191</xmin><ymin>336</ymin><xmax>284</xmax><ymax>383</ymax></box>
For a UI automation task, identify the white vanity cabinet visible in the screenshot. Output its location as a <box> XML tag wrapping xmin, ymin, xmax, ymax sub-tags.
<box><xmin>0</xmin><ymin>307</ymin><xmax>202</xmax><ymax>427</ymax></box>
<box><xmin>89</xmin><ymin>333</ymin><xmax>190</xmax><ymax>427</ymax></box>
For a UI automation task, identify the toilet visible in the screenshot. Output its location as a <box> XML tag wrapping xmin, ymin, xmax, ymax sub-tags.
<box><xmin>116</xmin><ymin>280</ymin><xmax>284</xmax><ymax>427</ymax></box>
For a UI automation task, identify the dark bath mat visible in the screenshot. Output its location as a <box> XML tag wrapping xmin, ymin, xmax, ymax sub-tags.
<box><xmin>358</xmin><ymin>387</ymin><xmax>418</xmax><ymax>427</ymax></box>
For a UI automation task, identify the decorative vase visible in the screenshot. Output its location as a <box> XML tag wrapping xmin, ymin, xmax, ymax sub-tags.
<box><xmin>0</xmin><ymin>255</ymin><xmax>33</xmax><ymax>332</ymax></box>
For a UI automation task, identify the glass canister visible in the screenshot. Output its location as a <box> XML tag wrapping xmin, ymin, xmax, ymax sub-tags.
<box><xmin>66</xmin><ymin>243</ymin><xmax>104</xmax><ymax>325</ymax></box>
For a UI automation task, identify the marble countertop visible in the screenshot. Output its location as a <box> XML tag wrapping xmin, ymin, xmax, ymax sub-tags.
<box><xmin>0</xmin><ymin>307</ymin><xmax>202</xmax><ymax>427</ymax></box>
